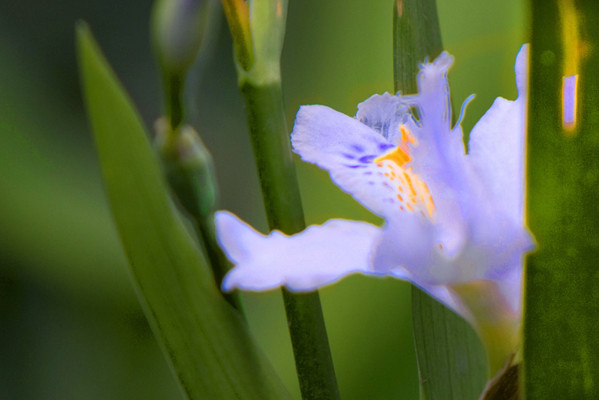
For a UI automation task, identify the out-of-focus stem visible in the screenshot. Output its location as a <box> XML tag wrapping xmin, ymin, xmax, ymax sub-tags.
<box><xmin>165</xmin><ymin>73</ymin><xmax>184</xmax><ymax>129</ymax></box>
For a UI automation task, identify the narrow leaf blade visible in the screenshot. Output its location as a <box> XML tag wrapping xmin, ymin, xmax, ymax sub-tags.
<box><xmin>77</xmin><ymin>23</ymin><xmax>292</xmax><ymax>400</ymax></box>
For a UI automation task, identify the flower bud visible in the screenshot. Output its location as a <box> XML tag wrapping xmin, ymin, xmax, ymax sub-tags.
<box><xmin>155</xmin><ymin>118</ymin><xmax>218</xmax><ymax>219</ymax></box>
<box><xmin>152</xmin><ymin>0</ymin><xmax>210</xmax><ymax>75</ymax></box>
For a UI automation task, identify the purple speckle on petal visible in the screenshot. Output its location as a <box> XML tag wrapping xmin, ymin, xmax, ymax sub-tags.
<box><xmin>344</xmin><ymin>164</ymin><xmax>366</xmax><ymax>169</ymax></box>
<box><xmin>379</xmin><ymin>143</ymin><xmax>394</xmax><ymax>151</ymax></box>
<box><xmin>351</xmin><ymin>144</ymin><xmax>365</xmax><ymax>152</ymax></box>
<box><xmin>358</xmin><ymin>155</ymin><xmax>376</xmax><ymax>163</ymax></box>
<box><xmin>364</xmin><ymin>171</ymin><xmax>373</xmax><ymax>175</ymax></box>
<box><xmin>341</xmin><ymin>153</ymin><xmax>355</xmax><ymax>160</ymax></box>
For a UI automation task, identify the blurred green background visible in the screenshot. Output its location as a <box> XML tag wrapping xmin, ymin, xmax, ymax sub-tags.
<box><xmin>0</xmin><ymin>1</ymin><xmax>524</xmax><ymax>398</ymax></box>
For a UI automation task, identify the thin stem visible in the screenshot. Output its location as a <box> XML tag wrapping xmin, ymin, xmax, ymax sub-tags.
<box><xmin>165</xmin><ymin>72</ymin><xmax>184</xmax><ymax>129</ymax></box>
<box><xmin>393</xmin><ymin>0</ymin><xmax>443</xmax><ymax>93</ymax></box>
<box><xmin>240</xmin><ymin>81</ymin><xmax>340</xmax><ymax>400</ymax></box>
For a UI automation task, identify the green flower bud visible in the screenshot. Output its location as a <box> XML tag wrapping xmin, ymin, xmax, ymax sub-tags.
<box><xmin>155</xmin><ymin>118</ymin><xmax>218</xmax><ymax>220</ymax></box>
<box><xmin>152</xmin><ymin>0</ymin><xmax>210</xmax><ymax>75</ymax></box>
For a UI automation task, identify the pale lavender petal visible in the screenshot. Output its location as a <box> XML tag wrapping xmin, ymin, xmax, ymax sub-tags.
<box><xmin>215</xmin><ymin>211</ymin><xmax>383</xmax><ymax>292</ymax></box>
<box><xmin>515</xmin><ymin>44</ymin><xmax>529</xmax><ymax>96</ymax></box>
<box><xmin>562</xmin><ymin>74</ymin><xmax>578</xmax><ymax>129</ymax></box>
<box><xmin>373</xmin><ymin>202</ymin><xmax>532</xmax><ymax>288</ymax></box>
<box><xmin>291</xmin><ymin>105</ymin><xmax>409</xmax><ymax>217</ymax></box>
<box><xmin>371</xmin><ymin>214</ymin><xmax>456</xmax><ymax>285</ymax></box>
<box><xmin>404</xmin><ymin>54</ymin><xmax>475</xmax><ymax>257</ymax></box>
<box><xmin>495</xmin><ymin>264</ymin><xmax>523</xmax><ymax>317</ymax></box>
<box><xmin>460</xmin><ymin>211</ymin><xmax>534</xmax><ymax>283</ymax></box>
<box><xmin>415</xmin><ymin>52</ymin><xmax>454</xmax><ymax>132</ymax></box>
<box><xmin>468</xmin><ymin>44</ymin><xmax>528</xmax><ymax>224</ymax></box>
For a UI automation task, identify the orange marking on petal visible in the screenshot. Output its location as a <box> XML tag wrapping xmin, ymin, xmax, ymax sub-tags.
<box><xmin>374</xmin><ymin>145</ymin><xmax>411</xmax><ymax>167</ymax></box>
<box><xmin>399</xmin><ymin>124</ymin><xmax>417</xmax><ymax>145</ymax></box>
<box><xmin>405</xmin><ymin>177</ymin><xmax>417</xmax><ymax>196</ymax></box>
<box><xmin>398</xmin><ymin>124</ymin><xmax>418</xmax><ymax>153</ymax></box>
<box><xmin>372</xmin><ymin>139</ymin><xmax>436</xmax><ymax>219</ymax></box>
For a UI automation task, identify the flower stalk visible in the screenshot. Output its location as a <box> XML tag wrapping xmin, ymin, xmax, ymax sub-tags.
<box><xmin>223</xmin><ymin>1</ymin><xmax>340</xmax><ymax>398</ymax></box>
<box><xmin>152</xmin><ymin>0</ymin><xmax>212</xmax><ymax>129</ymax></box>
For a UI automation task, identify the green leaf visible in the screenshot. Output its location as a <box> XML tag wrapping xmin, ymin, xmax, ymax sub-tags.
<box><xmin>411</xmin><ymin>289</ymin><xmax>488</xmax><ymax>400</ymax></box>
<box><xmin>523</xmin><ymin>0</ymin><xmax>598</xmax><ymax>398</ymax></box>
<box><xmin>77</xmin><ymin>23</ymin><xmax>292</xmax><ymax>400</ymax></box>
<box><xmin>393</xmin><ymin>1</ymin><xmax>488</xmax><ymax>398</ymax></box>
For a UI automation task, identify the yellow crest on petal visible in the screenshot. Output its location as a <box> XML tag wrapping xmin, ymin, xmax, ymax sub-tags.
<box><xmin>374</xmin><ymin>125</ymin><xmax>435</xmax><ymax>218</ymax></box>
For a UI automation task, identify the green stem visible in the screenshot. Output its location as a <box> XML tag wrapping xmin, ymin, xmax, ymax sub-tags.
<box><xmin>393</xmin><ymin>0</ymin><xmax>443</xmax><ymax>93</ymax></box>
<box><xmin>239</xmin><ymin>83</ymin><xmax>304</xmax><ymax>232</ymax></box>
<box><xmin>393</xmin><ymin>0</ymin><xmax>487</xmax><ymax>398</ymax></box>
<box><xmin>523</xmin><ymin>0</ymin><xmax>598</xmax><ymax>398</ymax></box>
<box><xmin>240</xmin><ymin>81</ymin><xmax>340</xmax><ymax>400</ymax></box>
<box><xmin>165</xmin><ymin>72</ymin><xmax>184</xmax><ymax>129</ymax></box>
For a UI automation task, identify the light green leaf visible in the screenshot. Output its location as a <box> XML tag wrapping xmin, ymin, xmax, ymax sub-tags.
<box><xmin>77</xmin><ymin>23</ymin><xmax>292</xmax><ymax>400</ymax></box>
<box><xmin>393</xmin><ymin>1</ymin><xmax>487</xmax><ymax>398</ymax></box>
<box><xmin>523</xmin><ymin>0</ymin><xmax>598</xmax><ymax>398</ymax></box>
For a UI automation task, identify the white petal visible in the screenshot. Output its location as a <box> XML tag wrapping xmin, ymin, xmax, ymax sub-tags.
<box><xmin>215</xmin><ymin>211</ymin><xmax>383</xmax><ymax>292</ymax></box>
<box><xmin>403</xmin><ymin>53</ymin><xmax>475</xmax><ymax>256</ymax></box>
<box><xmin>468</xmin><ymin>45</ymin><xmax>528</xmax><ymax>224</ymax></box>
<box><xmin>372</xmin><ymin>214</ymin><xmax>457</xmax><ymax>285</ymax></box>
<box><xmin>494</xmin><ymin>263</ymin><xmax>523</xmax><ymax>317</ymax></box>
<box><xmin>415</xmin><ymin>52</ymin><xmax>454</xmax><ymax>132</ymax></box>
<box><xmin>515</xmin><ymin>44</ymin><xmax>529</xmax><ymax>97</ymax></box>
<box><xmin>562</xmin><ymin>75</ymin><xmax>577</xmax><ymax>128</ymax></box>
<box><xmin>291</xmin><ymin>105</ymin><xmax>409</xmax><ymax>217</ymax></box>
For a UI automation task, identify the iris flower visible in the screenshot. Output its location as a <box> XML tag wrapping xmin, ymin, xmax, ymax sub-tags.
<box><xmin>216</xmin><ymin>45</ymin><xmax>533</xmax><ymax>375</ymax></box>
